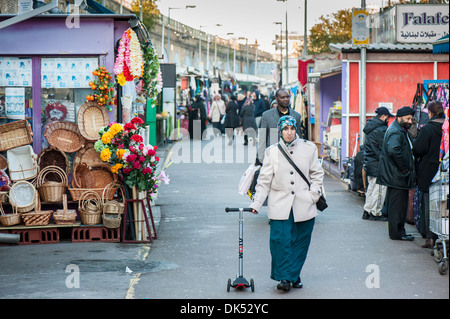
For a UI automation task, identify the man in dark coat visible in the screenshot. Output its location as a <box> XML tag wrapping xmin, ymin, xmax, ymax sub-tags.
<box><xmin>362</xmin><ymin>107</ymin><xmax>394</xmax><ymax>221</ymax></box>
<box><xmin>412</xmin><ymin>101</ymin><xmax>445</xmax><ymax>248</ymax></box>
<box><xmin>224</xmin><ymin>95</ymin><xmax>241</xmax><ymax>145</ymax></box>
<box><xmin>377</xmin><ymin>106</ymin><xmax>416</xmax><ymax>241</ymax></box>
<box><xmin>256</xmin><ymin>88</ymin><xmax>301</xmax><ymax>163</ymax></box>
<box><xmin>252</xmin><ymin>90</ymin><xmax>266</xmax><ymax>129</ymax></box>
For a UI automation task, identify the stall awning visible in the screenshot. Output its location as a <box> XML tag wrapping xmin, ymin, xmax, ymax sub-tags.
<box><xmin>433</xmin><ymin>35</ymin><xmax>449</xmax><ymax>55</ymax></box>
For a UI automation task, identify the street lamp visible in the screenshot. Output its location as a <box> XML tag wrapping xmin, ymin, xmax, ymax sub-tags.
<box><xmin>167</xmin><ymin>5</ymin><xmax>196</xmax><ymax>63</ymax></box>
<box><xmin>277</xmin><ymin>0</ymin><xmax>288</xmax><ymax>84</ymax></box>
<box><xmin>274</xmin><ymin>21</ymin><xmax>283</xmax><ymax>87</ymax></box>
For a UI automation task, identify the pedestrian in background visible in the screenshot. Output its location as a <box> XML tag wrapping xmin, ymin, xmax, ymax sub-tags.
<box><xmin>362</xmin><ymin>106</ymin><xmax>394</xmax><ymax>221</ymax></box>
<box><xmin>412</xmin><ymin>101</ymin><xmax>445</xmax><ymax>248</ymax></box>
<box><xmin>224</xmin><ymin>95</ymin><xmax>241</xmax><ymax>145</ymax></box>
<box><xmin>208</xmin><ymin>94</ymin><xmax>226</xmax><ymax>137</ymax></box>
<box><xmin>257</xmin><ymin>88</ymin><xmax>301</xmax><ymax>163</ymax></box>
<box><xmin>377</xmin><ymin>106</ymin><xmax>417</xmax><ymax>241</ymax></box>
<box><xmin>250</xmin><ymin>115</ymin><xmax>324</xmax><ymax>292</ymax></box>
<box><xmin>252</xmin><ymin>90</ymin><xmax>266</xmax><ymax>128</ymax></box>
<box><xmin>190</xmin><ymin>94</ymin><xmax>207</xmax><ymax>140</ymax></box>
<box><xmin>240</xmin><ymin>95</ymin><xmax>257</xmax><ymax>146</ymax></box>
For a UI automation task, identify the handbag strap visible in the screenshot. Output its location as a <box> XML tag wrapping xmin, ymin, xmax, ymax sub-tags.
<box><xmin>277</xmin><ymin>143</ymin><xmax>311</xmax><ymax>189</ymax></box>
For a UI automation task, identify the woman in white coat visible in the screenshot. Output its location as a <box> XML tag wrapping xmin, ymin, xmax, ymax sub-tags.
<box><xmin>250</xmin><ymin>115</ymin><xmax>324</xmax><ymax>292</ymax></box>
<box><xmin>208</xmin><ymin>94</ymin><xmax>226</xmax><ymax>137</ymax></box>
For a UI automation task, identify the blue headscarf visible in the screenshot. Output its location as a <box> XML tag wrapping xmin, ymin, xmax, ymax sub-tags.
<box><xmin>278</xmin><ymin>115</ymin><xmax>297</xmax><ymax>146</ymax></box>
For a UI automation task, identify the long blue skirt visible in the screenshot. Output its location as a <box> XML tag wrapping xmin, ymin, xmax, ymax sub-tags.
<box><xmin>269</xmin><ymin>210</ymin><xmax>315</xmax><ymax>283</ymax></box>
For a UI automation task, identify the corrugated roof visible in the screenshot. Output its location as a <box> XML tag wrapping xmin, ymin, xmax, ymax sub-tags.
<box><xmin>330</xmin><ymin>42</ymin><xmax>433</xmax><ymax>52</ymax></box>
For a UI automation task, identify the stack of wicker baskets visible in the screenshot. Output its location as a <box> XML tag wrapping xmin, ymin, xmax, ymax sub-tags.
<box><xmin>36</xmin><ymin>166</ymin><xmax>68</xmax><ymax>203</ymax></box>
<box><xmin>102</xmin><ymin>183</ymin><xmax>125</xmax><ymax>229</ymax></box>
<box><xmin>78</xmin><ymin>190</ymin><xmax>102</xmax><ymax>225</ymax></box>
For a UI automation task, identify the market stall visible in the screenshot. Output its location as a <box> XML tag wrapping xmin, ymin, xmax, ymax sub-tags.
<box><xmin>0</xmin><ymin>14</ymin><xmax>165</xmax><ymax>245</ymax></box>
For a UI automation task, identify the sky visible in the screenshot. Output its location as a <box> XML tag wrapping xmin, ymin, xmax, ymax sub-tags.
<box><xmin>156</xmin><ymin>0</ymin><xmax>387</xmax><ymax>53</ymax></box>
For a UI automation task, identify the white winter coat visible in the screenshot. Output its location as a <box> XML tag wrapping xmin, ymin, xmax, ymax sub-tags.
<box><xmin>208</xmin><ymin>99</ymin><xmax>225</xmax><ymax>123</ymax></box>
<box><xmin>249</xmin><ymin>137</ymin><xmax>324</xmax><ymax>222</ymax></box>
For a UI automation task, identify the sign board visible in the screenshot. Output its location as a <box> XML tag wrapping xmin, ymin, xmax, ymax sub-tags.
<box><xmin>352</xmin><ymin>8</ymin><xmax>370</xmax><ymax>46</ymax></box>
<box><xmin>5</xmin><ymin>87</ymin><xmax>25</xmax><ymax>120</ymax></box>
<box><xmin>396</xmin><ymin>4</ymin><xmax>449</xmax><ymax>43</ymax></box>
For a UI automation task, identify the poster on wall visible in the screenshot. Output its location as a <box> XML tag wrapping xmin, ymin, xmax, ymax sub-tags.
<box><xmin>41</xmin><ymin>57</ymin><xmax>98</xmax><ymax>88</ymax></box>
<box><xmin>0</xmin><ymin>57</ymin><xmax>32</xmax><ymax>87</ymax></box>
<box><xmin>396</xmin><ymin>4</ymin><xmax>449</xmax><ymax>43</ymax></box>
<box><xmin>5</xmin><ymin>87</ymin><xmax>25</xmax><ymax>120</ymax></box>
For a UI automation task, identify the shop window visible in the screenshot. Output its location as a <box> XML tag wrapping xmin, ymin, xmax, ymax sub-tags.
<box><xmin>0</xmin><ymin>57</ymin><xmax>33</xmax><ymax>124</ymax></box>
<box><xmin>40</xmin><ymin>57</ymin><xmax>98</xmax><ymax>150</ymax></box>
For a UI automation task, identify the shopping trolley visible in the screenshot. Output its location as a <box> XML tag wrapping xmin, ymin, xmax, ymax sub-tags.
<box><xmin>429</xmin><ymin>163</ymin><xmax>449</xmax><ymax>275</ymax></box>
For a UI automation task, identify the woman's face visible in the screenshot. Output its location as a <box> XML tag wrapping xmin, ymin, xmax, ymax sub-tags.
<box><xmin>282</xmin><ymin>125</ymin><xmax>296</xmax><ymax>143</ymax></box>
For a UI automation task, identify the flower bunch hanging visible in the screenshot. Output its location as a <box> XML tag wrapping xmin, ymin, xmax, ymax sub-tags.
<box><xmin>114</xmin><ymin>28</ymin><xmax>144</xmax><ymax>86</ymax></box>
<box><xmin>86</xmin><ymin>66</ymin><xmax>116</xmax><ymax>111</ymax></box>
<box><xmin>141</xmin><ymin>42</ymin><xmax>163</xmax><ymax>100</ymax></box>
<box><xmin>95</xmin><ymin>117</ymin><xmax>168</xmax><ymax>197</ymax></box>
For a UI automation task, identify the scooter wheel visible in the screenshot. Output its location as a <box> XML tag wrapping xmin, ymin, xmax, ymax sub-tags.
<box><xmin>227</xmin><ymin>278</ymin><xmax>231</xmax><ymax>292</ymax></box>
<box><xmin>250</xmin><ymin>278</ymin><xmax>255</xmax><ymax>292</ymax></box>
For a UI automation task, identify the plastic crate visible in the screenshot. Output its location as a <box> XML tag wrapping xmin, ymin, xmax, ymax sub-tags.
<box><xmin>72</xmin><ymin>226</ymin><xmax>120</xmax><ymax>243</ymax></box>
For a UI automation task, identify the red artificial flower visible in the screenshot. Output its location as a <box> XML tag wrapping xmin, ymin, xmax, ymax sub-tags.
<box><xmin>139</xmin><ymin>144</ymin><xmax>144</xmax><ymax>151</ymax></box>
<box><xmin>131</xmin><ymin>117</ymin><xmax>144</xmax><ymax>125</ymax></box>
<box><xmin>123</xmin><ymin>168</ymin><xmax>132</xmax><ymax>174</ymax></box>
<box><xmin>133</xmin><ymin>161</ymin><xmax>141</xmax><ymax>170</ymax></box>
<box><xmin>131</xmin><ymin>134</ymin><xmax>143</xmax><ymax>143</ymax></box>
<box><xmin>126</xmin><ymin>154</ymin><xmax>137</xmax><ymax>162</ymax></box>
<box><xmin>154</xmin><ymin>145</ymin><xmax>158</xmax><ymax>151</ymax></box>
<box><xmin>139</xmin><ymin>156</ymin><xmax>145</xmax><ymax>162</ymax></box>
<box><xmin>142</xmin><ymin>167</ymin><xmax>152</xmax><ymax>174</ymax></box>
<box><xmin>124</xmin><ymin>123</ymin><xmax>136</xmax><ymax>132</ymax></box>
<box><xmin>148</xmin><ymin>149</ymin><xmax>156</xmax><ymax>156</ymax></box>
<box><xmin>155</xmin><ymin>156</ymin><xmax>160</xmax><ymax>162</ymax></box>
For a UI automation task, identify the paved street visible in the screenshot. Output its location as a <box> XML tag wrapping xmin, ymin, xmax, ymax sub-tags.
<box><xmin>0</xmin><ymin>130</ymin><xmax>448</xmax><ymax>301</ymax></box>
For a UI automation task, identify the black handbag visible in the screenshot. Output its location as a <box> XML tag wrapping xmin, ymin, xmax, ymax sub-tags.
<box><xmin>278</xmin><ymin>144</ymin><xmax>328</xmax><ymax>212</ymax></box>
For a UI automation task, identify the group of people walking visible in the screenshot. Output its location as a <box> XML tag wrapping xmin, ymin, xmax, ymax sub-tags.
<box><xmin>362</xmin><ymin>102</ymin><xmax>446</xmax><ymax>247</ymax></box>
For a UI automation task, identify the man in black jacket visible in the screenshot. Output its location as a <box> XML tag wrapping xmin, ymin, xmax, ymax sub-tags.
<box><xmin>377</xmin><ymin>106</ymin><xmax>417</xmax><ymax>241</ymax></box>
<box><xmin>362</xmin><ymin>107</ymin><xmax>394</xmax><ymax>221</ymax></box>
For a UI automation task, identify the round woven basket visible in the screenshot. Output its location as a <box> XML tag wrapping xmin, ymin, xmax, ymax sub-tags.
<box><xmin>9</xmin><ymin>181</ymin><xmax>35</xmax><ymax>213</ymax></box>
<box><xmin>73</xmin><ymin>143</ymin><xmax>103</xmax><ymax>168</ymax></box>
<box><xmin>78</xmin><ymin>190</ymin><xmax>102</xmax><ymax>225</ymax></box>
<box><xmin>44</xmin><ymin>121</ymin><xmax>85</xmax><ymax>153</ymax></box>
<box><xmin>37</xmin><ymin>147</ymin><xmax>69</xmax><ymax>181</ymax></box>
<box><xmin>21</xmin><ymin>192</ymin><xmax>52</xmax><ymax>226</ymax></box>
<box><xmin>77</xmin><ymin>102</ymin><xmax>110</xmax><ymax>142</ymax></box>
<box><xmin>0</xmin><ymin>194</ymin><xmax>21</xmax><ymax>227</ymax></box>
<box><xmin>74</xmin><ymin>163</ymin><xmax>117</xmax><ymax>189</ymax></box>
<box><xmin>36</xmin><ymin>166</ymin><xmax>68</xmax><ymax>203</ymax></box>
<box><xmin>53</xmin><ymin>194</ymin><xmax>77</xmax><ymax>225</ymax></box>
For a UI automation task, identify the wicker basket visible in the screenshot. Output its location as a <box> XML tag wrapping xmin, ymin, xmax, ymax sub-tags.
<box><xmin>0</xmin><ymin>154</ymin><xmax>7</xmax><ymax>171</ymax></box>
<box><xmin>21</xmin><ymin>192</ymin><xmax>53</xmax><ymax>226</ymax></box>
<box><xmin>77</xmin><ymin>102</ymin><xmax>110</xmax><ymax>142</ymax></box>
<box><xmin>44</xmin><ymin>121</ymin><xmax>85</xmax><ymax>153</ymax></box>
<box><xmin>0</xmin><ymin>120</ymin><xmax>33</xmax><ymax>152</ymax></box>
<box><xmin>38</xmin><ymin>147</ymin><xmax>69</xmax><ymax>181</ymax></box>
<box><xmin>102</xmin><ymin>183</ymin><xmax>125</xmax><ymax>229</ymax></box>
<box><xmin>69</xmin><ymin>186</ymin><xmax>117</xmax><ymax>201</ymax></box>
<box><xmin>78</xmin><ymin>190</ymin><xmax>102</xmax><ymax>225</ymax></box>
<box><xmin>73</xmin><ymin>163</ymin><xmax>117</xmax><ymax>189</ymax></box>
<box><xmin>36</xmin><ymin>166</ymin><xmax>68</xmax><ymax>203</ymax></box>
<box><xmin>0</xmin><ymin>194</ymin><xmax>22</xmax><ymax>227</ymax></box>
<box><xmin>9</xmin><ymin>181</ymin><xmax>36</xmax><ymax>213</ymax></box>
<box><xmin>7</xmin><ymin>145</ymin><xmax>38</xmax><ymax>181</ymax></box>
<box><xmin>53</xmin><ymin>194</ymin><xmax>77</xmax><ymax>225</ymax></box>
<box><xmin>73</xmin><ymin>143</ymin><xmax>103</xmax><ymax>168</ymax></box>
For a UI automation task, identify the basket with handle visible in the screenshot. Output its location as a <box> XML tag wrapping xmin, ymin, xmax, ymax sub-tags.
<box><xmin>0</xmin><ymin>193</ymin><xmax>22</xmax><ymax>227</ymax></box>
<box><xmin>21</xmin><ymin>192</ymin><xmax>53</xmax><ymax>226</ymax></box>
<box><xmin>44</xmin><ymin>121</ymin><xmax>85</xmax><ymax>153</ymax></box>
<box><xmin>78</xmin><ymin>190</ymin><xmax>102</xmax><ymax>225</ymax></box>
<box><xmin>102</xmin><ymin>182</ymin><xmax>125</xmax><ymax>229</ymax></box>
<box><xmin>53</xmin><ymin>194</ymin><xmax>77</xmax><ymax>225</ymax></box>
<box><xmin>36</xmin><ymin>165</ymin><xmax>68</xmax><ymax>203</ymax></box>
<box><xmin>37</xmin><ymin>147</ymin><xmax>69</xmax><ymax>182</ymax></box>
<box><xmin>77</xmin><ymin>101</ymin><xmax>110</xmax><ymax>142</ymax></box>
<box><xmin>9</xmin><ymin>181</ymin><xmax>35</xmax><ymax>213</ymax></box>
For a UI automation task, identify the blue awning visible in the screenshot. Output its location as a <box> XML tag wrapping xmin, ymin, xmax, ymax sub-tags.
<box><xmin>433</xmin><ymin>35</ymin><xmax>449</xmax><ymax>55</ymax></box>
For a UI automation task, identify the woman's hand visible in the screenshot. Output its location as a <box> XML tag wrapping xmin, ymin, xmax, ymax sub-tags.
<box><xmin>251</xmin><ymin>209</ymin><xmax>258</xmax><ymax>214</ymax></box>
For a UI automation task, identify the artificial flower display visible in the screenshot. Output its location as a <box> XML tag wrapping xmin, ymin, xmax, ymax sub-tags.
<box><xmin>95</xmin><ymin>118</ymin><xmax>168</xmax><ymax>198</ymax></box>
<box><xmin>114</xmin><ymin>28</ymin><xmax>144</xmax><ymax>85</ymax></box>
<box><xmin>86</xmin><ymin>66</ymin><xmax>116</xmax><ymax>111</ymax></box>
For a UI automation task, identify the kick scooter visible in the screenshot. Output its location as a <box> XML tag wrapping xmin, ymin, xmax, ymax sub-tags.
<box><xmin>225</xmin><ymin>207</ymin><xmax>255</xmax><ymax>292</ymax></box>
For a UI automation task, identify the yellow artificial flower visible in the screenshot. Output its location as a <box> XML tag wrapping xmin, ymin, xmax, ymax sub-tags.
<box><xmin>111</xmin><ymin>163</ymin><xmax>123</xmax><ymax>174</ymax></box>
<box><xmin>117</xmin><ymin>73</ymin><xmax>127</xmax><ymax>86</ymax></box>
<box><xmin>101</xmin><ymin>131</ymin><xmax>114</xmax><ymax>144</ymax></box>
<box><xmin>110</xmin><ymin>123</ymin><xmax>123</xmax><ymax>135</ymax></box>
<box><xmin>100</xmin><ymin>148</ymin><xmax>111</xmax><ymax>162</ymax></box>
<box><xmin>116</xmin><ymin>149</ymin><xmax>126</xmax><ymax>160</ymax></box>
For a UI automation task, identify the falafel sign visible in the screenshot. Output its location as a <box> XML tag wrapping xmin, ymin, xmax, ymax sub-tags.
<box><xmin>396</xmin><ymin>4</ymin><xmax>449</xmax><ymax>43</ymax></box>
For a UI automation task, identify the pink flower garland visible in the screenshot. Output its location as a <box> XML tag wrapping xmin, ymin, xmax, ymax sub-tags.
<box><xmin>113</xmin><ymin>29</ymin><xmax>143</xmax><ymax>80</ymax></box>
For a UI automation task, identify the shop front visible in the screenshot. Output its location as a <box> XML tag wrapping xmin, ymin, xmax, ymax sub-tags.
<box><xmin>0</xmin><ymin>13</ymin><xmax>164</xmax><ymax>244</ymax></box>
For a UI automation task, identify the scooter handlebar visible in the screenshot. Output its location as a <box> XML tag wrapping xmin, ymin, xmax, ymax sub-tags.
<box><xmin>225</xmin><ymin>208</ymin><xmax>254</xmax><ymax>213</ymax></box>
